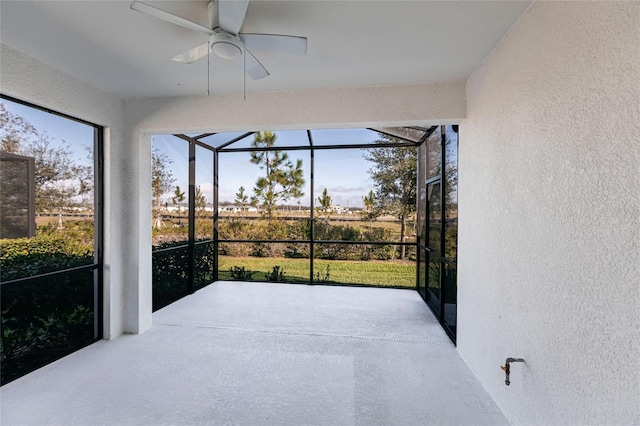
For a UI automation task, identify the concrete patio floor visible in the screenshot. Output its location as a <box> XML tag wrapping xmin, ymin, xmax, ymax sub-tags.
<box><xmin>1</xmin><ymin>281</ymin><xmax>508</xmax><ymax>425</ymax></box>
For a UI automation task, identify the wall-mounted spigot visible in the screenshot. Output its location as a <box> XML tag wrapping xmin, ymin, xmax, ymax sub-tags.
<box><xmin>500</xmin><ymin>357</ymin><xmax>525</xmax><ymax>385</ymax></box>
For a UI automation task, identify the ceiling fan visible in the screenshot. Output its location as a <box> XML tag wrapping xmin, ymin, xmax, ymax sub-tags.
<box><xmin>130</xmin><ymin>0</ymin><xmax>307</xmax><ymax>80</ymax></box>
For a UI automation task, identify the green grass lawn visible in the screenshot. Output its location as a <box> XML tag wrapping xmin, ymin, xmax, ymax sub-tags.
<box><xmin>217</xmin><ymin>256</ymin><xmax>416</xmax><ymax>288</ymax></box>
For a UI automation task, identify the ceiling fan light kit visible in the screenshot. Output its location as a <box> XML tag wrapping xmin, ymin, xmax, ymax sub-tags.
<box><xmin>211</xmin><ymin>31</ymin><xmax>243</xmax><ymax>60</ymax></box>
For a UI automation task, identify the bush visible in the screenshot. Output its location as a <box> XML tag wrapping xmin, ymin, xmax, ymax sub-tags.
<box><xmin>1</xmin><ymin>268</ymin><xmax>95</xmax><ymax>384</ymax></box>
<box><xmin>194</xmin><ymin>242</ymin><xmax>215</xmax><ymax>290</ymax></box>
<box><xmin>215</xmin><ymin>217</ymin><xmax>402</xmax><ymax>261</ymax></box>
<box><xmin>150</xmin><ymin>240</ymin><xmax>215</xmax><ymax>311</ymax></box>
<box><xmin>229</xmin><ymin>266</ymin><xmax>253</xmax><ymax>280</ymax></box>
<box><xmin>152</xmin><ymin>245</ymin><xmax>190</xmax><ymax>311</ymax></box>
<box><xmin>265</xmin><ymin>265</ymin><xmax>286</xmax><ymax>282</ymax></box>
<box><xmin>313</xmin><ymin>225</ymin><xmax>396</xmax><ymax>261</ymax></box>
<box><xmin>0</xmin><ymin>231</ymin><xmax>97</xmax><ymax>384</ymax></box>
<box><xmin>284</xmin><ymin>242</ymin><xmax>309</xmax><ymax>258</ymax></box>
<box><xmin>314</xmin><ymin>264</ymin><xmax>331</xmax><ymax>283</ymax></box>
<box><xmin>0</xmin><ymin>233</ymin><xmax>94</xmax><ymax>281</ymax></box>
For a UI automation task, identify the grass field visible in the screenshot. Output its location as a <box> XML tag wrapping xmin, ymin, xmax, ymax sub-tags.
<box><xmin>217</xmin><ymin>256</ymin><xmax>416</xmax><ymax>288</ymax></box>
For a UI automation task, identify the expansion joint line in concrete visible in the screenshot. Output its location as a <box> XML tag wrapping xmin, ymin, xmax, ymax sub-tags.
<box><xmin>158</xmin><ymin>322</ymin><xmax>452</xmax><ymax>346</ymax></box>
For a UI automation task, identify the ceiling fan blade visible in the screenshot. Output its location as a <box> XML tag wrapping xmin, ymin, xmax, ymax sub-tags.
<box><xmin>131</xmin><ymin>1</ymin><xmax>214</xmax><ymax>36</ymax></box>
<box><xmin>239</xmin><ymin>34</ymin><xmax>307</xmax><ymax>55</ymax></box>
<box><xmin>218</xmin><ymin>0</ymin><xmax>249</xmax><ymax>36</ymax></box>
<box><xmin>244</xmin><ymin>49</ymin><xmax>270</xmax><ymax>80</ymax></box>
<box><xmin>172</xmin><ymin>42</ymin><xmax>211</xmax><ymax>64</ymax></box>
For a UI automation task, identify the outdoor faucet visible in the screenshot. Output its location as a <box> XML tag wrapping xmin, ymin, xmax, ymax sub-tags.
<box><xmin>500</xmin><ymin>357</ymin><xmax>525</xmax><ymax>386</ymax></box>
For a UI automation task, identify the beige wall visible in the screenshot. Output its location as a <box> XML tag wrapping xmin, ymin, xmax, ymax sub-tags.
<box><xmin>458</xmin><ymin>2</ymin><xmax>640</xmax><ymax>424</ymax></box>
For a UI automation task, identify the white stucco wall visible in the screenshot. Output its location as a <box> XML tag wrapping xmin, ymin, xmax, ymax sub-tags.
<box><xmin>458</xmin><ymin>2</ymin><xmax>640</xmax><ymax>424</ymax></box>
<box><xmin>124</xmin><ymin>82</ymin><xmax>465</xmax><ymax>134</ymax></box>
<box><xmin>0</xmin><ymin>44</ymin><xmax>139</xmax><ymax>338</ymax></box>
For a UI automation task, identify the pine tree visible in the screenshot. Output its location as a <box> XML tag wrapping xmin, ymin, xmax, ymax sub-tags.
<box><xmin>249</xmin><ymin>131</ymin><xmax>305</xmax><ymax>221</ymax></box>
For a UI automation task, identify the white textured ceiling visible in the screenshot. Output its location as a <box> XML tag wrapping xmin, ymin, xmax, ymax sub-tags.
<box><xmin>0</xmin><ymin>0</ymin><xmax>531</xmax><ymax>99</ymax></box>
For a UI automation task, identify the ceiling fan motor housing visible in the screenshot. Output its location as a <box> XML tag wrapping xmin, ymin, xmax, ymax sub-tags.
<box><xmin>211</xmin><ymin>29</ymin><xmax>243</xmax><ymax>59</ymax></box>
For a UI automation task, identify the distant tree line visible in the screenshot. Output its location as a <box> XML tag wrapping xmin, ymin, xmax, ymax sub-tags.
<box><xmin>150</xmin><ymin>129</ymin><xmax>425</xmax><ymax>260</ymax></box>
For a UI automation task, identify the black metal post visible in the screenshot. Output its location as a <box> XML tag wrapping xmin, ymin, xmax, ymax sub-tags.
<box><xmin>415</xmin><ymin>138</ymin><xmax>424</xmax><ymax>293</ymax></box>
<box><xmin>94</xmin><ymin>126</ymin><xmax>104</xmax><ymax>340</ymax></box>
<box><xmin>213</xmin><ymin>150</ymin><xmax>219</xmax><ymax>282</ymax></box>
<box><xmin>308</xmin><ymin>130</ymin><xmax>315</xmax><ymax>284</ymax></box>
<box><xmin>439</xmin><ymin>125</ymin><xmax>446</xmax><ymax>323</ymax></box>
<box><xmin>188</xmin><ymin>140</ymin><xmax>196</xmax><ymax>294</ymax></box>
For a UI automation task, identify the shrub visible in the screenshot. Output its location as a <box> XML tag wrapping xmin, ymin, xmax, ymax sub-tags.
<box><xmin>265</xmin><ymin>265</ymin><xmax>286</xmax><ymax>282</ymax></box>
<box><xmin>0</xmin><ymin>233</ymin><xmax>94</xmax><ymax>281</ymax></box>
<box><xmin>314</xmin><ymin>264</ymin><xmax>331</xmax><ymax>283</ymax></box>
<box><xmin>152</xmin><ymin>245</ymin><xmax>189</xmax><ymax>311</ymax></box>
<box><xmin>194</xmin><ymin>242</ymin><xmax>215</xmax><ymax>290</ymax></box>
<box><xmin>1</xmin><ymin>268</ymin><xmax>95</xmax><ymax>384</ymax></box>
<box><xmin>229</xmin><ymin>266</ymin><xmax>253</xmax><ymax>280</ymax></box>
<box><xmin>215</xmin><ymin>217</ymin><xmax>403</xmax><ymax>261</ymax></box>
<box><xmin>284</xmin><ymin>242</ymin><xmax>309</xmax><ymax>258</ymax></box>
<box><xmin>150</xmin><ymin>240</ymin><xmax>215</xmax><ymax>311</ymax></box>
<box><xmin>251</xmin><ymin>241</ymin><xmax>288</xmax><ymax>258</ymax></box>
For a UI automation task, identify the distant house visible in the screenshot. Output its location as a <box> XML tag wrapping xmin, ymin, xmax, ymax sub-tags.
<box><xmin>332</xmin><ymin>205</ymin><xmax>352</xmax><ymax>215</ymax></box>
<box><xmin>218</xmin><ymin>206</ymin><xmax>258</xmax><ymax>213</ymax></box>
<box><xmin>165</xmin><ymin>205</ymin><xmax>185</xmax><ymax>213</ymax></box>
<box><xmin>319</xmin><ymin>205</ymin><xmax>352</xmax><ymax>215</ymax></box>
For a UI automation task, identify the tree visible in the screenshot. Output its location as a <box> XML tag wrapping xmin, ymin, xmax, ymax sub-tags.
<box><xmin>316</xmin><ymin>187</ymin><xmax>332</xmax><ymax>223</ymax></box>
<box><xmin>235</xmin><ymin>186</ymin><xmax>248</xmax><ymax>206</ymax></box>
<box><xmin>249</xmin><ymin>131</ymin><xmax>305</xmax><ymax>221</ymax></box>
<box><xmin>0</xmin><ymin>103</ymin><xmax>37</xmax><ymax>153</ymax></box>
<box><xmin>151</xmin><ymin>147</ymin><xmax>174</xmax><ymax>229</ymax></box>
<box><xmin>76</xmin><ymin>149</ymin><xmax>94</xmax><ymax>210</ymax></box>
<box><xmin>28</xmin><ymin>133</ymin><xmax>77</xmax><ymax>214</ymax></box>
<box><xmin>1</xmin><ymin>104</ymin><xmax>83</xmax><ymax>215</ymax></box>
<box><xmin>66</xmin><ymin>146</ymin><xmax>95</xmax><ymax>213</ymax></box>
<box><xmin>195</xmin><ymin>186</ymin><xmax>207</xmax><ymax>217</ymax></box>
<box><xmin>172</xmin><ymin>185</ymin><xmax>186</xmax><ymax>225</ymax></box>
<box><xmin>363</xmin><ymin>135</ymin><xmax>418</xmax><ymax>259</ymax></box>
<box><xmin>360</xmin><ymin>190</ymin><xmax>381</xmax><ymax>229</ymax></box>
<box><xmin>234</xmin><ymin>186</ymin><xmax>251</xmax><ymax>219</ymax></box>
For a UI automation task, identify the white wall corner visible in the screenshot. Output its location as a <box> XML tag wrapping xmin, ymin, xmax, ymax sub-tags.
<box><xmin>114</xmin><ymin>122</ymin><xmax>153</xmax><ymax>335</ymax></box>
<box><xmin>0</xmin><ymin>43</ymin><xmax>140</xmax><ymax>340</ymax></box>
<box><xmin>458</xmin><ymin>2</ymin><xmax>640</xmax><ymax>424</ymax></box>
<box><xmin>136</xmin><ymin>131</ymin><xmax>153</xmax><ymax>334</ymax></box>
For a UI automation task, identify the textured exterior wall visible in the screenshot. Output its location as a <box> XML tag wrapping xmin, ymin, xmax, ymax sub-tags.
<box><xmin>124</xmin><ymin>82</ymin><xmax>465</xmax><ymax>134</ymax></box>
<box><xmin>458</xmin><ymin>2</ymin><xmax>640</xmax><ymax>424</ymax></box>
<box><xmin>0</xmin><ymin>44</ymin><xmax>142</xmax><ymax>338</ymax></box>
